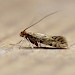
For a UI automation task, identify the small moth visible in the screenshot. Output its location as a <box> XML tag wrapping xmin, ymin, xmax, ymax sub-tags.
<box><xmin>20</xmin><ymin>11</ymin><xmax>68</xmax><ymax>48</ymax></box>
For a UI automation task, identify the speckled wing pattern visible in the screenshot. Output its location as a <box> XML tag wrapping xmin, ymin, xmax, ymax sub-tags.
<box><xmin>27</xmin><ymin>32</ymin><xmax>68</xmax><ymax>48</ymax></box>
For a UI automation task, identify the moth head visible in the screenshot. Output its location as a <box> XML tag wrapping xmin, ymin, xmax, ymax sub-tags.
<box><xmin>20</xmin><ymin>30</ymin><xmax>27</xmax><ymax>37</ymax></box>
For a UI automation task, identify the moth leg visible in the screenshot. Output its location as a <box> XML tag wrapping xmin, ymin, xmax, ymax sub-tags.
<box><xmin>18</xmin><ymin>38</ymin><xmax>26</xmax><ymax>49</ymax></box>
<box><xmin>9</xmin><ymin>39</ymin><xmax>25</xmax><ymax>49</ymax></box>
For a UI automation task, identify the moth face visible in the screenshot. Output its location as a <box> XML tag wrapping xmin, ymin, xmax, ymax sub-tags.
<box><xmin>20</xmin><ymin>31</ymin><xmax>25</xmax><ymax>37</ymax></box>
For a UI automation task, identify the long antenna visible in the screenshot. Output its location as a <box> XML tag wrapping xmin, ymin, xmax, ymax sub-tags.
<box><xmin>24</xmin><ymin>11</ymin><xmax>59</xmax><ymax>31</ymax></box>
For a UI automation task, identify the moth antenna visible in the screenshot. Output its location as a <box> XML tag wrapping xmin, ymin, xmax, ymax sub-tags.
<box><xmin>24</xmin><ymin>11</ymin><xmax>59</xmax><ymax>31</ymax></box>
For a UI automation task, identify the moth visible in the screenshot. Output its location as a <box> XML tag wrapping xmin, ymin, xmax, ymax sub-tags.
<box><xmin>20</xmin><ymin>11</ymin><xmax>68</xmax><ymax>48</ymax></box>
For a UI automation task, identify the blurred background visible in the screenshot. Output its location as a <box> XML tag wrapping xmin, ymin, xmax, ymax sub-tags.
<box><xmin>0</xmin><ymin>0</ymin><xmax>75</xmax><ymax>75</ymax></box>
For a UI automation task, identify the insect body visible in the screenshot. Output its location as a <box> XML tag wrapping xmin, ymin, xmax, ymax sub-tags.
<box><xmin>20</xmin><ymin>11</ymin><xmax>68</xmax><ymax>48</ymax></box>
<box><xmin>20</xmin><ymin>31</ymin><xmax>68</xmax><ymax>48</ymax></box>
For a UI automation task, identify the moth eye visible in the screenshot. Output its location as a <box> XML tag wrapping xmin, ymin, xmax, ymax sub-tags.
<box><xmin>20</xmin><ymin>32</ymin><xmax>23</xmax><ymax>34</ymax></box>
<box><xmin>21</xmin><ymin>32</ymin><xmax>22</xmax><ymax>34</ymax></box>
